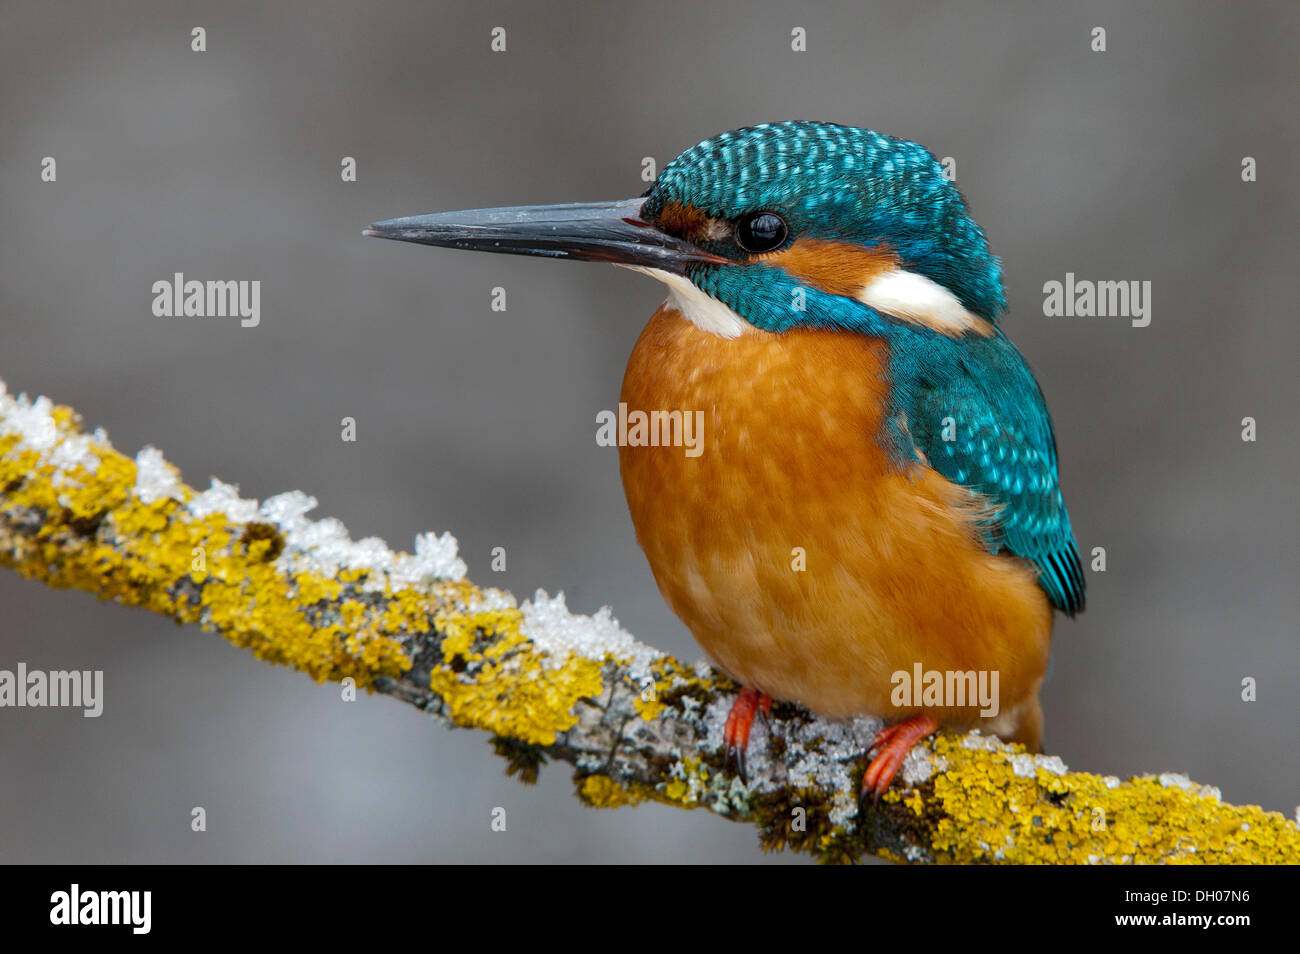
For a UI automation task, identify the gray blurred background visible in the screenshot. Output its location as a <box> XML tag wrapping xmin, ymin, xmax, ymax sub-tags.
<box><xmin>1</xmin><ymin>0</ymin><xmax>1296</xmax><ymax>863</ymax></box>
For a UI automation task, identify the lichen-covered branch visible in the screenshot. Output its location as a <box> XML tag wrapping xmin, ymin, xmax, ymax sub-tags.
<box><xmin>1</xmin><ymin>379</ymin><xmax>1297</xmax><ymax>864</ymax></box>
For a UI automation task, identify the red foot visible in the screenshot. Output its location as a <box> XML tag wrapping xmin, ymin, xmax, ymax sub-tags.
<box><xmin>722</xmin><ymin>686</ymin><xmax>771</xmax><ymax>784</ymax></box>
<box><xmin>861</xmin><ymin>714</ymin><xmax>939</xmax><ymax>800</ymax></box>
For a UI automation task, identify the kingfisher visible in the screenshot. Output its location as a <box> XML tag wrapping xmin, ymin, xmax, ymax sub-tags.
<box><xmin>365</xmin><ymin>121</ymin><xmax>1085</xmax><ymax>798</ymax></box>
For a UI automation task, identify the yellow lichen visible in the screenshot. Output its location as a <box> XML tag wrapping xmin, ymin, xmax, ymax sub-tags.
<box><xmin>427</xmin><ymin>607</ymin><xmax>605</xmax><ymax>746</ymax></box>
<box><xmin>1</xmin><ymin>399</ymin><xmax>631</xmax><ymax>760</ymax></box>
<box><xmin>925</xmin><ymin>735</ymin><xmax>1300</xmax><ymax>864</ymax></box>
<box><xmin>633</xmin><ymin>691</ymin><xmax>664</xmax><ymax>721</ymax></box>
<box><xmin>578</xmin><ymin>775</ymin><xmax>648</xmax><ymax>809</ymax></box>
<box><xmin>0</xmin><ymin>405</ymin><xmax>410</xmax><ymax>687</ymax></box>
<box><xmin>660</xmin><ymin>756</ymin><xmax>718</xmax><ymax>807</ymax></box>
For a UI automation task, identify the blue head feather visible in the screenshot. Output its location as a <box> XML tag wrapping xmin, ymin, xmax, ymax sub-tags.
<box><xmin>642</xmin><ymin>121</ymin><xmax>1007</xmax><ymax>322</ymax></box>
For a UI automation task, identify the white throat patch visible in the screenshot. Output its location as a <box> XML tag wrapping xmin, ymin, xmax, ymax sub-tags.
<box><xmin>620</xmin><ymin>265</ymin><xmax>750</xmax><ymax>339</ymax></box>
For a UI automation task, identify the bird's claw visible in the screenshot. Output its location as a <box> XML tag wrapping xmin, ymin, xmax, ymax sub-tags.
<box><xmin>722</xmin><ymin>686</ymin><xmax>771</xmax><ymax>786</ymax></box>
<box><xmin>860</xmin><ymin>714</ymin><xmax>939</xmax><ymax>804</ymax></box>
<box><xmin>724</xmin><ymin>742</ymin><xmax>748</xmax><ymax>786</ymax></box>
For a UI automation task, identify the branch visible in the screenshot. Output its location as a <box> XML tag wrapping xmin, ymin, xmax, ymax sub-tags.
<box><xmin>1</xmin><ymin>379</ymin><xmax>1296</xmax><ymax>864</ymax></box>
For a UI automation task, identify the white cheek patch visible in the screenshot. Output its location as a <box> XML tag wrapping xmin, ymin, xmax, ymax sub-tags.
<box><xmin>858</xmin><ymin>269</ymin><xmax>991</xmax><ymax>337</ymax></box>
<box><xmin>620</xmin><ymin>265</ymin><xmax>751</xmax><ymax>339</ymax></box>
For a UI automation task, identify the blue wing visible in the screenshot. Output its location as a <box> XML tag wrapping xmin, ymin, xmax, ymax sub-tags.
<box><xmin>904</xmin><ymin>333</ymin><xmax>1086</xmax><ymax>615</ymax></box>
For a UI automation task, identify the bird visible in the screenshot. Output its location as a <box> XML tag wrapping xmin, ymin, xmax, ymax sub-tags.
<box><xmin>364</xmin><ymin>121</ymin><xmax>1085</xmax><ymax>799</ymax></box>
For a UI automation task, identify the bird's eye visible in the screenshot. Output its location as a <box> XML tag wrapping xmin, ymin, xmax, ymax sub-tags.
<box><xmin>734</xmin><ymin>211</ymin><xmax>789</xmax><ymax>253</ymax></box>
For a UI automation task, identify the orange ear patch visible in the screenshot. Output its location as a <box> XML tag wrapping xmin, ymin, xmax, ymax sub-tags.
<box><xmin>758</xmin><ymin>238</ymin><xmax>899</xmax><ymax>297</ymax></box>
<box><xmin>762</xmin><ymin>238</ymin><xmax>994</xmax><ymax>338</ymax></box>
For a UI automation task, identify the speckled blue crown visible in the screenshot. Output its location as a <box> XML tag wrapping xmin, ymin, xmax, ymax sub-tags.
<box><xmin>643</xmin><ymin>121</ymin><xmax>1007</xmax><ymax>321</ymax></box>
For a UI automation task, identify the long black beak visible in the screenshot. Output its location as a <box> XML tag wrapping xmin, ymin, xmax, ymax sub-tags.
<box><xmin>363</xmin><ymin>198</ymin><xmax>726</xmax><ymax>274</ymax></box>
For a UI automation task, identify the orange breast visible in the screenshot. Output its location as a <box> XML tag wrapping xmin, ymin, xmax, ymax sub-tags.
<box><xmin>618</xmin><ymin>306</ymin><xmax>1052</xmax><ymax>739</ymax></box>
